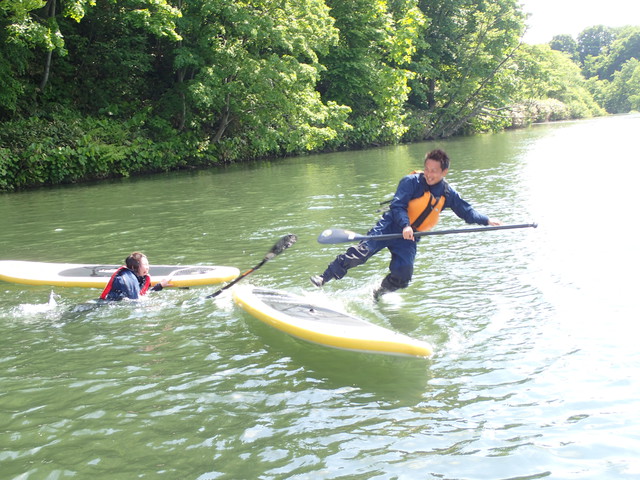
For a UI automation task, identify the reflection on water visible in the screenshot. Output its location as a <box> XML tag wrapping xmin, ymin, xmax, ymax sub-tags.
<box><xmin>1</xmin><ymin>115</ymin><xmax>639</xmax><ymax>479</ymax></box>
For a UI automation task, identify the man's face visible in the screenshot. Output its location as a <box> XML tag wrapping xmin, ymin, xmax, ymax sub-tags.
<box><xmin>424</xmin><ymin>158</ymin><xmax>448</xmax><ymax>186</ymax></box>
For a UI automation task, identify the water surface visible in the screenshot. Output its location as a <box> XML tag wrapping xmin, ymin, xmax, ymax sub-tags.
<box><xmin>1</xmin><ymin>115</ymin><xmax>639</xmax><ymax>479</ymax></box>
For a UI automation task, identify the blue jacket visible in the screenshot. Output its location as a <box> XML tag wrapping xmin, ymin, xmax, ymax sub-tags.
<box><xmin>375</xmin><ymin>173</ymin><xmax>489</xmax><ymax>235</ymax></box>
<box><xmin>101</xmin><ymin>268</ymin><xmax>161</xmax><ymax>301</ymax></box>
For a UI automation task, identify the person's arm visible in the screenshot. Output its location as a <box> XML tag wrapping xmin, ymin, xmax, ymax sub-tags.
<box><xmin>447</xmin><ymin>186</ymin><xmax>498</xmax><ymax>225</ymax></box>
<box><xmin>388</xmin><ymin>175</ymin><xmax>418</xmax><ymax>231</ymax></box>
<box><xmin>150</xmin><ymin>277</ymin><xmax>172</xmax><ymax>292</ymax></box>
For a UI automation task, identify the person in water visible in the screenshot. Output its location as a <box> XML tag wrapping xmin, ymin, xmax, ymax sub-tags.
<box><xmin>310</xmin><ymin>148</ymin><xmax>502</xmax><ymax>299</ymax></box>
<box><xmin>100</xmin><ymin>252</ymin><xmax>170</xmax><ymax>301</ymax></box>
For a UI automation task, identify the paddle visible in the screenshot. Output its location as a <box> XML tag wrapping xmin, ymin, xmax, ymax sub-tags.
<box><xmin>205</xmin><ymin>234</ymin><xmax>298</xmax><ymax>299</ymax></box>
<box><xmin>317</xmin><ymin>223</ymin><xmax>537</xmax><ymax>244</ymax></box>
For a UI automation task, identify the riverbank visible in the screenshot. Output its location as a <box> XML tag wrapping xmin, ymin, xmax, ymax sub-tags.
<box><xmin>0</xmin><ymin>100</ymin><xmax>603</xmax><ymax>192</ymax></box>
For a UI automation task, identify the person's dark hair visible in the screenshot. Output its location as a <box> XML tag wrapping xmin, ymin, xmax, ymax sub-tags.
<box><xmin>125</xmin><ymin>252</ymin><xmax>146</xmax><ymax>272</ymax></box>
<box><xmin>424</xmin><ymin>149</ymin><xmax>450</xmax><ymax>171</ymax></box>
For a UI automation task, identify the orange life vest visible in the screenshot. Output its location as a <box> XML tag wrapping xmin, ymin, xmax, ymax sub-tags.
<box><xmin>407</xmin><ymin>170</ymin><xmax>446</xmax><ymax>231</ymax></box>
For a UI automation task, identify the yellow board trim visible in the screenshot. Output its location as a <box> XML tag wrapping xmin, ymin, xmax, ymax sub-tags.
<box><xmin>233</xmin><ymin>286</ymin><xmax>433</xmax><ymax>358</ymax></box>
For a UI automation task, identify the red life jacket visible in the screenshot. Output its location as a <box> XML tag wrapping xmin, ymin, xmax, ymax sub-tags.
<box><xmin>139</xmin><ymin>275</ymin><xmax>151</xmax><ymax>295</ymax></box>
<box><xmin>100</xmin><ymin>266</ymin><xmax>151</xmax><ymax>300</ymax></box>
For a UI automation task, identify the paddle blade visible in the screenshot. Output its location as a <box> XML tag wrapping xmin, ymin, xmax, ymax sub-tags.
<box><xmin>265</xmin><ymin>234</ymin><xmax>298</xmax><ymax>259</ymax></box>
<box><xmin>317</xmin><ymin>229</ymin><xmax>363</xmax><ymax>244</ymax></box>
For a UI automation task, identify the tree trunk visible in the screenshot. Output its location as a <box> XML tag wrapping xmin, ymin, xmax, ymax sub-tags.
<box><xmin>427</xmin><ymin>78</ymin><xmax>435</xmax><ymax>110</ymax></box>
<box><xmin>39</xmin><ymin>0</ymin><xmax>57</xmax><ymax>92</ymax></box>
<box><xmin>213</xmin><ymin>94</ymin><xmax>232</xmax><ymax>143</ymax></box>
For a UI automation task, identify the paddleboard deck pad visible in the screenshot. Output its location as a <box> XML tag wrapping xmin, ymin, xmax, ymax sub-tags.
<box><xmin>0</xmin><ymin>260</ymin><xmax>240</xmax><ymax>288</ymax></box>
<box><xmin>232</xmin><ymin>285</ymin><xmax>433</xmax><ymax>358</ymax></box>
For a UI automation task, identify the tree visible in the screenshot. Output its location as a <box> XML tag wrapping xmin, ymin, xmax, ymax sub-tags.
<box><xmin>0</xmin><ymin>0</ymin><xmax>181</xmax><ymax>115</ymax></box>
<box><xmin>0</xmin><ymin>0</ymin><xmax>67</xmax><ymax>115</ymax></box>
<box><xmin>0</xmin><ymin>0</ymin><xmax>615</xmax><ymax>191</ymax></box>
<box><xmin>172</xmin><ymin>0</ymin><xmax>351</xmax><ymax>160</ymax></box>
<box><xmin>407</xmin><ymin>0</ymin><xmax>526</xmax><ymax>139</ymax></box>
<box><xmin>317</xmin><ymin>0</ymin><xmax>425</xmax><ymax>147</ymax></box>
<box><xmin>577</xmin><ymin>25</ymin><xmax>614</xmax><ymax>65</ymax></box>
<box><xmin>592</xmin><ymin>26</ymin><xmax>640</xmax><ymax>80</ymax></box>
<box><xmin>604</xmin><ymin>58</ymin><xmax>640</xmax><ymax>113</ymax></box>
<box><xmin>629</xmin><ymin>60</ymin><xmax>640</xmax><ymax>111</ymax></box>
<box><xmin>510</xmin><ymin>44</ymin><xmax>604</xmax><ymax>122</ymax></box>
<box><xmin>550</xmin><ymin>34</ymin><xmax>578</xmax><ymax>62</ymax></box>
<box><xmin>58</xmin><ymin>5</ymin><xmax>165</xmax><ymax>115</ymax></box>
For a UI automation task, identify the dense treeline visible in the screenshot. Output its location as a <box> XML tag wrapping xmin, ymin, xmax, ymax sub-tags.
<box><xmin>550</xmin><ymin>25</ymin><xmax>640</xmax><ymax>114</ymax></box>
<box><xmin>0</xmin><ymin>0</ymin><xmax>637</xmax><ymax>190</ymax></box>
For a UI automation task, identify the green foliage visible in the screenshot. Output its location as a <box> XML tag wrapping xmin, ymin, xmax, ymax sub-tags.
<box><xmin>0</xmin><ymin>42</ymin><xmax>28</xmax><ymax>115</ymax></box>
<box><xmin>550</xmin><ymin>34</ymin><xmax>579</xmax><ymax>62</ymax></box>
<box><xmin>165</xmin><ymin>0</ymin><xmax>351</xmax><ymax>159</ymax></box>
<box><xmin>508</xmin><ymin>44</ymin><xmax>604</xmax><ymax>125</ymax></box>
<box><xmin>318</xmin><ymin>0</ymin><xmax>424</xmax><ymax>147</ymax></box>
<box><xmin>577</xmin><ymin>25</ymin><xmax>615</xmax><ymax>64</ymax></box>
<box><xmin>1</xmin><ymin>0</ymin><xmax>63</xmax><ymax>51</ymax></box>
<box><xmin>1</xmin><ymin>0</ymin><xmax>637</xmax><ymax>190</ymax></box>
<box><xmin>588</xmin><ymin>26</ymin><xmax>640</xmax><ymax>80</ymax></box>
<box><xmin>406</xmin><ymin>0</ymin><xmax>526</xmax><ymax>139</ymax></box>
<box><xmin>125</xmin><ymin>0</ymin><xmax>182</xmax><ymax>41</ymax></box>
<box><xmin>0</xmin><ymin>108</ymin><xmax>205</xmax><ymax>190</ymax></box>
<box><xmin>572</xmin><ymin>25</ymin><xmax>640</xmax><ymax>113</ymax></box>
<box><xmin>602</xmin><ymin>58</ymin><xmax>640</xmax><ymax>113</ymax></box>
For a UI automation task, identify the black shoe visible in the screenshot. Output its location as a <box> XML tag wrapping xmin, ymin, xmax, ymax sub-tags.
<box><xmin>310</xmin><ymin>275</ymin><xmax>325</xmax><ymax>287</ymax></box>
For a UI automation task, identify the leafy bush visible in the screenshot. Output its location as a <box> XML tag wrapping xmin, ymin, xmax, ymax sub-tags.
<box><xmin>0</xmin><ymin>108</ymin><xmax>219</xmax><ymax>191</ymax></box>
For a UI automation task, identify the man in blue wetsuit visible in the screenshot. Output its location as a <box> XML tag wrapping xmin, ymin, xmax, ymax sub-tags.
<box><xmin>100</xmin><ymin>252</ymin><xmax>169</xmax><ymax>301</ymax></box>
<box><xmin>310</xmin><ymin>149</ymin><xmax>502</xmax><ymax>300</ymax></box>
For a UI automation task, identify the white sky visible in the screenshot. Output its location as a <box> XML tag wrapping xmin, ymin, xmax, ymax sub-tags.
<box><xmin>519</xmin><ymin>0</ymin><xmax>640</xmax><ymax>44</ymax></box>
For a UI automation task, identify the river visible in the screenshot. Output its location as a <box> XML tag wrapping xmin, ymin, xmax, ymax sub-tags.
<box><xmin>1</xmin><ymin>114</ymin><xmax>639</xmax><ymax>479</ymax></box>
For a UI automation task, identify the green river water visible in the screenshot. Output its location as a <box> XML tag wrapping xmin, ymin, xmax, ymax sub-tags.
<box><xmin>1</xmin><ymin>114</ymin><xmax>639</xmax><ymax>479</ymax></box>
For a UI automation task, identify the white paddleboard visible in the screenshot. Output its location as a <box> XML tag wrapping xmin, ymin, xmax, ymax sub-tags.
<box><xmin>0</xmin><ymin>260</ymin><xmax>239</xmax><ymax>288</ymax></box>
<box><xmin>233</xmin><ymin>285</ymin><xmax>433</xmax><ymax>358</ymax></box>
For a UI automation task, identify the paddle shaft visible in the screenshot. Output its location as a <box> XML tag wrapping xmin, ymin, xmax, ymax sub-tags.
<box><xmin>318</xmin><ymin>223</ymin><xmax>537</xmax><ymax>244</ymax></box>
<box><xmin>206</xmin><ymin>234</ymin><xmax>297</xmax><ymax>299</ymax></box>
<box><xmin>205</xmin><ymin>261</ymin><xmax>267</xmax><ymax>299</ymax></box>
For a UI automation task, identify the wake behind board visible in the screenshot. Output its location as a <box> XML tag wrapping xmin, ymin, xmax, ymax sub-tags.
<box><xmin>232</xmin><ymin>285</ymin><xmax>433</xmax><ymax>358</ymax></box>
<box><xmin>0</xmin><ymin>260</ymin><xmax>240</xmax><ymax>288</ymax></box>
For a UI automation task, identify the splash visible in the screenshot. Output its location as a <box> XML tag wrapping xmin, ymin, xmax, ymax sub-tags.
<box><xmin>16</xmin><ymin>290</ymin><xmax>59</xmax><ymax>315</ymax></box>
